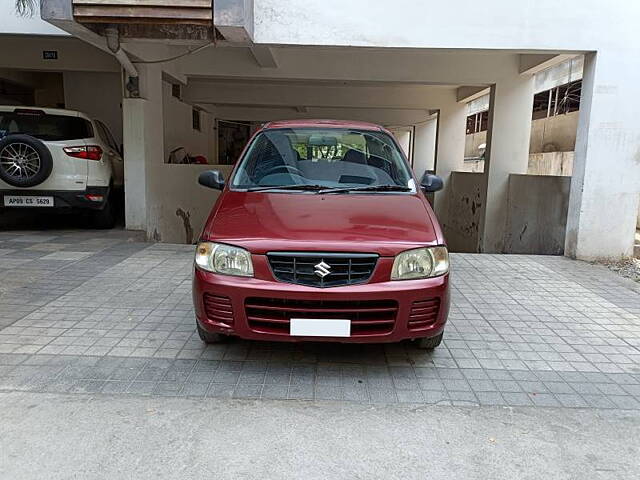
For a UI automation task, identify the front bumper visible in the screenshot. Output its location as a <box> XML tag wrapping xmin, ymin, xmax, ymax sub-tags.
<box><xmin>193</xmin><ymin>255</ymin><xmax>450</xmax><ymax>344</ymax></box>
<box><xmin>0</xmin><ymin>186</ymin><xmax>110</xmax><ymax>210</ymax></box>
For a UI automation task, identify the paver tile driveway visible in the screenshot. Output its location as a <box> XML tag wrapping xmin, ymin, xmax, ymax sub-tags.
<box><xmin>0</xmin><ymin>229</ymin><xmax>639</xmax><ymax>409</ymax></box>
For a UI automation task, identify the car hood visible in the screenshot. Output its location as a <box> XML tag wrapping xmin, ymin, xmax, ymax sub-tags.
<box><xmin>202</xmin><ymin>191</ymin><xmax>442</xmax><ymax>256</ymax></box>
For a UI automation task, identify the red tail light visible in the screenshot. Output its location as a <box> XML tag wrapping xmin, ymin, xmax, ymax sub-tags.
<box><xmin>63</xmin><ymin>145</ymin><xmax>103</xmax><ymax>161</ymax></box>
<box><xmin>84</xmin><ymin>194</ymin><xmax>104</xmax><ymax>202</ymax></box>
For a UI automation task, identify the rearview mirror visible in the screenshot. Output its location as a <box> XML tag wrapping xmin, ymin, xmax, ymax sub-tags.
<box><xmin>308</xmin><ymin>134</ymin><xmax>338</xmax><ymax>147</ymax></box>
<box><xmin>198</xmin><ymin>170</ymin><xmax>225</xmax><ymax>190</ymax></box>
<box><xmin>420</xmin><ymin>172</ymin><xmax>443</xmax><ymax>193</ymax></box>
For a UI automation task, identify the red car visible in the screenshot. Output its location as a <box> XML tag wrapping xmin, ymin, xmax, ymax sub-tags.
<box><xmin>193</xmin><ymin>120</ymin><xmax>449</xmax><ymax>349</ymax></box>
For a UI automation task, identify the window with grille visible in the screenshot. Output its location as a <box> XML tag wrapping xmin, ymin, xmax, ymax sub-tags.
<box><xmin>532</xmin><ymin>79</ymin><xmax>582</xmax><ymax>119</ymax></box>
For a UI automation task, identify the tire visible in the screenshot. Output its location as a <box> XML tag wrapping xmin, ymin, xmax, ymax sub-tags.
<box><xmin>92</xmin><ymin>199</ymin><xmax>115</xmax><ymax>229</ymax></box>
<box><xmin>0</xmin><ymin>134</ymin><xmax>53</xmax><ymax>188</ymax></box>
<box><xmin>197</xmin><ymin>324</ymin><xmax>227</xmax><ymax>344</ymax></box>
<box><xmin>415</xmin><ymin>332</ymin><xmax>443</xmax><ymax>350</ymax></box>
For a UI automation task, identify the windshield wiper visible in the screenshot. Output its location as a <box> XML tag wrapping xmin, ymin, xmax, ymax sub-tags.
<box><xmin>318</xmin><ymin>185</ymin><xmax>413</xmax><ymax>194</ymax></box>
<box><xmin>245</xmin><ymin>184</ymin><xmax>327</xmax><ymax>192</ymax></box>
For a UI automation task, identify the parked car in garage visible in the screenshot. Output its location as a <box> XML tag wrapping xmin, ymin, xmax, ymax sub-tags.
<box><xmin>193</xmin><ymin>119</ymin><xmax>449</xmax><ymax>349</ymax></box>
<box><xmin>0</xmin><ymin>106</ymin><xmax>123</xmax><ymax>228</ymax></box>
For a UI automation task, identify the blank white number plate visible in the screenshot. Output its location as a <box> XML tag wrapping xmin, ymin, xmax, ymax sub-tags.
<box><xmin>4</xmin><ymin>195</ymin><xmax>54</xmax><ymax>207</ymax></box>
<box><xmin>290</xmin><ymin>318</ymin><xmax>351</xmax><ymax>337</ymax></box>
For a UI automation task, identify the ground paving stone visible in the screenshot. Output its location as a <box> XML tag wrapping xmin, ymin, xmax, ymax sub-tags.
<box><xmin>0</xmin><ymin>230</ymin><xmax>639</xmax><ymax>409</ymax></box>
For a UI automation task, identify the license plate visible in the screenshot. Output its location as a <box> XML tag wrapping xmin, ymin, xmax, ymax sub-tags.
<box><xmin>290</xmin><ymin>318</ymin><xmax>351</xmax><ymax>337</ymax></box>
<box><xmin>3</xmin><ymin>195</ymin><xmax>54</xmax><ymax>207</ymax></box>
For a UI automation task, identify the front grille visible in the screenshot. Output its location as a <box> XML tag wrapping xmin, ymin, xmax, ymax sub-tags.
<box><xmin>408</xmin><ymin>298</ymin><xmax>440</xmax><ymax>331</ymax></box>
<box><xmin>267</xmin><ymin>252</ymin><xmax>378</xmax><ymax>288</ymax></box>
<box><xmin>203</xmin><ymin>294</ymin><xmax>233</xmax><ymax>325</ymax></box>
<box><xmin>245</xmin><ymin>297</ymin><xmax>398</xmax><ymax>336</ymax></box>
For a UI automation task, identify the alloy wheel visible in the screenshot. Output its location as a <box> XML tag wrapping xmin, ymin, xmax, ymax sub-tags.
<box><xmin>0</xmin><ymin>142</ymin><xmax>42</xmax><ymax>181</ymax></box>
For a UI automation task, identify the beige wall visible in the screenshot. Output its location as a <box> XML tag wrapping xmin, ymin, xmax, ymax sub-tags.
<box><xmin>34</xmin><ymin>72</ymin><xmax>65</xmax><ymax>108</ymax></box>
<box><xmin>464</xmin><ymin>131</ymin><xmax>486</xmax><ymax>159</ymax></box>
<box><xmin>162</xmin><ymin>82</ymin><xmax>216</xmax><ymax>164</ymax></box>
<box><xmin>530</xmin><ymin>111</ymin><xmax>579</xmax><ymax>153</ymax></box>
<box><xmin>63</xmin><ymin>71</ymin><xmax>123</xmax><ymax>145</ymax></box>
<box><xmin>147</xmin><ymin>165</ymin><xmax>232</xmax><ymax>244</ymax></box>
<box><xmin>527</xmin><ymin>152</ymin><xmax>573</xmax><ymax>176</ymax></box>
<box><xmin>443</xmin><ymin>172</ymin><xmax>483</xmax><ymax>253</ymax></box>
<box><xmin>446</xmin><ymin>172</ymin><xmax>572</xmax><ymax>254</ymax></box>
<box><xmin>461</xmin><ymin>152</ymin><xmax>574</xmax><ymax>176</ymax></box>
<box><xmin>505</xmin><ymin>174</ymin><xmax>572</xmax><ymax>254</ymax></box>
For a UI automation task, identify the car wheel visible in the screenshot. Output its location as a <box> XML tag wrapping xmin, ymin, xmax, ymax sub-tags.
<box><xmin>92</xmin><ymin>199</ymin><xmax>115</xmax><ymax>229</ymax></box>
<box><xmin>415</xmin><ymin>332</ymin><xmax>443</xmax><ymax>350</ymax></box>
<box><xmin>0</xmin><ymin>134</ymin><xmax>53</xmax><ymax>188</ymax></box>
<box><xmin>197</xmin><ymin>324</ymin><xmax>228</xmax><ymax>344</ymax></box>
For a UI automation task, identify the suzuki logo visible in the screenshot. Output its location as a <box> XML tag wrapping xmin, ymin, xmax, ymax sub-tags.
<box><xmin>314</xmin><ymin>261</ymin><xmax>331</xmax><ymax>278</ymax></box>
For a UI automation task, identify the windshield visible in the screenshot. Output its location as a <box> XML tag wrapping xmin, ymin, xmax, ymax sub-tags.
<box><xmin>230</xmin><ymin>128</ymin><xmax>416</xmax><ymax>193</ymax></box>
<box><xmin>0</xmin><ymin>112</ymin><xmax>93</xmax><ymax>141</ymax></box>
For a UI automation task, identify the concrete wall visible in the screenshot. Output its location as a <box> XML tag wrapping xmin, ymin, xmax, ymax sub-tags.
<box><xmin>446</xmin><ymin>173</ymin><xmax>571</xmax><ymax>254</ymax></box>
<box><xmin>529</xmin><ymin>111</ymin><xmax>578</xmax><ymax>153</ymax></box>
<box><xmin>254</xmin><ymin>0</ymin><xmax>638</xmax><ymax>52</ymax></box>
<box><xmin>527</xmin><ymin>152</ymin><xmax>573</xmax><ymax>176</ymax></box>
<box><xmin>147</xmin><ymin>165</ymin><xmax>232</xmax><ymax>244</ymax></box>
<box><xmin>443</xmin><ymin>172</ymin><xmax>483</xmax><ymax>253</ymax></box>
<box><xmin>0</xmin><ymin>0</ymin><xmax>66</xmax><ymax>35</ymax></box>
<box><xmin>505</xmin><ymin>174</ymin><xmax>571</xmax><ymax>255</ymax></box>
<box><xmin>413</xmin><ymin>118</ymin><xmax>437</xmax><ymax>175</ymax></box>
<box><xmin>463</xmin><ymin>152</ymin><xmax>574</xmax><ymax>176</ymax></box>
<box><xmin>63</xmin><ymin>72</ymin><xmax>123</xmax><ymax>145</ymax></box>
<box><xmin>33</xmin><ymin>72</ymin><xmax>64</xmax><ymax>107</ymax></box>
<box><xmin>162</xmin><ymin>82</ymin><xmax>215</xmax><ymax>163</ymax></box>
<box><xmin>565</xmin><ymin>50</ymin><xmax>640</xmax><ymax>260</ymax></box>
<box><xmin>465</xmin><ymin>112</ymin><xmax>579</xmax><ymax>159</ymax></box>
<box><xmin>0</xmin><ymin>35</ymin><xmax>118</xmax><ymax>73</ymax></box>
<box><xmin>465</xmin><ymin>132</ymin><xmax>486</xmax><ymax>160</ymax></box>
<box><xmin>141</xmin><ymin>82</ymin><xmax>221</xmax><ymax>242</ymax></box>
<box><xmin>535</xmin><ymin>56</ymin><xmax>583</xmax><ymax>93</ymax></box>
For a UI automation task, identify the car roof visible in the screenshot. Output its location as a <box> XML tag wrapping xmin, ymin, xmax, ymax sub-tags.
<box><xmin>0</xmin><ymin>105</ymin><xmax>90</xmax><ymax>120</ymax></box>
<box><xmin>261</xmin><ymin>119</ymin><xmax>387</xmax><ymax>132</ymax></box>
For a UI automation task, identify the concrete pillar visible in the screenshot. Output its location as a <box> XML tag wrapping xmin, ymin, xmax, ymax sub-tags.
<box><xmin>565</xmin><ymin>51</ymin><xmax>640</xmax><ymax>260</ymax></box>
<box><xmin>433</xmin><ymin>98</ymin><xmax>466</xmax><ymax>229</ymax></box>
<box><xmin>413</xmin><ymin>116</ymin><xmax>437</xmax><ymax>176</ymax></box>
<box><xmin>479</xmin><ymin>74</ymin><xmax>534</xmax><ymax>252</ymax></box>
<box><xmin>122</xmin><ymin>64</ymin><xmax>164</xmax><ymax>233</ymax></box>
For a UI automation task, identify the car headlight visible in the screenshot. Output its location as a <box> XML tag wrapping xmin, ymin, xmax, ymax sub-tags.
<box><xmin>391</xmin><ymin>246</ymin><xmax>449</xmax><ymax>280</ymax></box>
<box><xmin>195</xmin><ymin>242</ymin><xmax>254</xmax><ymax>277</ymax></box>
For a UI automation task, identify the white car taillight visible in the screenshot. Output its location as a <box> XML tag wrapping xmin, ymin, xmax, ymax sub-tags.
<box><xmin>63</xmin><ymin>145</ymin><xmax>103</xmax><ymax>161</ymax></box>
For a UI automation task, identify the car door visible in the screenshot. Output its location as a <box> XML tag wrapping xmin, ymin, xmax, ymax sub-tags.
<box><xmin>95</xmin><ymin>120</ymin><xmax>124</xmax><ymax>187</ymax></box>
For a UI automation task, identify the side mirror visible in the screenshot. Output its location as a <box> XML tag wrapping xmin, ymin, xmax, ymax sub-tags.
<box><xmin>420</xmin><ymin>172</ymin><xmax>444</xmax><ymax>192</ymax></box>
<box><xmin>198</xmin><ymin>170</ymin><xmax>225</xmax><ymax>190</ymax></box>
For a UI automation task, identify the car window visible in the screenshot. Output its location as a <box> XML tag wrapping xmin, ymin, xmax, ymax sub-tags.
<box><xmin>95</xmin><ymin>121</ymin><xmax>118</xmax><ymax>152</ymax></box>
<box><xmin>231</xmin><ymin>128</ymin><xmax>414</xmax><ymax>191</ymax></box>
<box><xmin>103</xmin><ymin>125</ymin><xmax>119</xmax><ymax>153</ymax></box>
<box><xmin>94</xmin><ymin>121</ymin><xmax>109</xmax><ymax>144</ymax></box>
<box><xmin>0</xmin><ymin>111</ymin><xmax>93</xmax><ymax>141</ymax></box>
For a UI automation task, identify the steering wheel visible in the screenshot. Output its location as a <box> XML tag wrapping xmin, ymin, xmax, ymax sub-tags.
<box><xmin>261</xmin><ymin>165</ymin><xmax>304</xmax><ymax>177</ymax></box>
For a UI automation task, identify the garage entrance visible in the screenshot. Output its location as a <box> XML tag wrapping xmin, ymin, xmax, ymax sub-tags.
<box><xmin>111</xmin><ymin>44</ymin><xmax>586</xmax><ymax>255</ymax></box>
<box><xmin>2</xmin><ymin>17</ymin><xmax>637</xmax><ymax>259</ymax></box>
<box><xmin>0</xmin><ymin>59</ymin><xmax>124</xmax><ymax>230</ymax></box>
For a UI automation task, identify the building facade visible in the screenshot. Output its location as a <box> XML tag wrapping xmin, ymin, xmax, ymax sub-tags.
<box><xmin>1</xmin><ymin>0</ymin><xmax>639</xmax><ymax>259</ymax></box>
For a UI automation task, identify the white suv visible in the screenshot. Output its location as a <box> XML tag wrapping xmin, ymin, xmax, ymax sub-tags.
<box><xmin>0</xmin><ymin>106</ymin><xmax>124</xmax><ymax>228</ymax></box>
